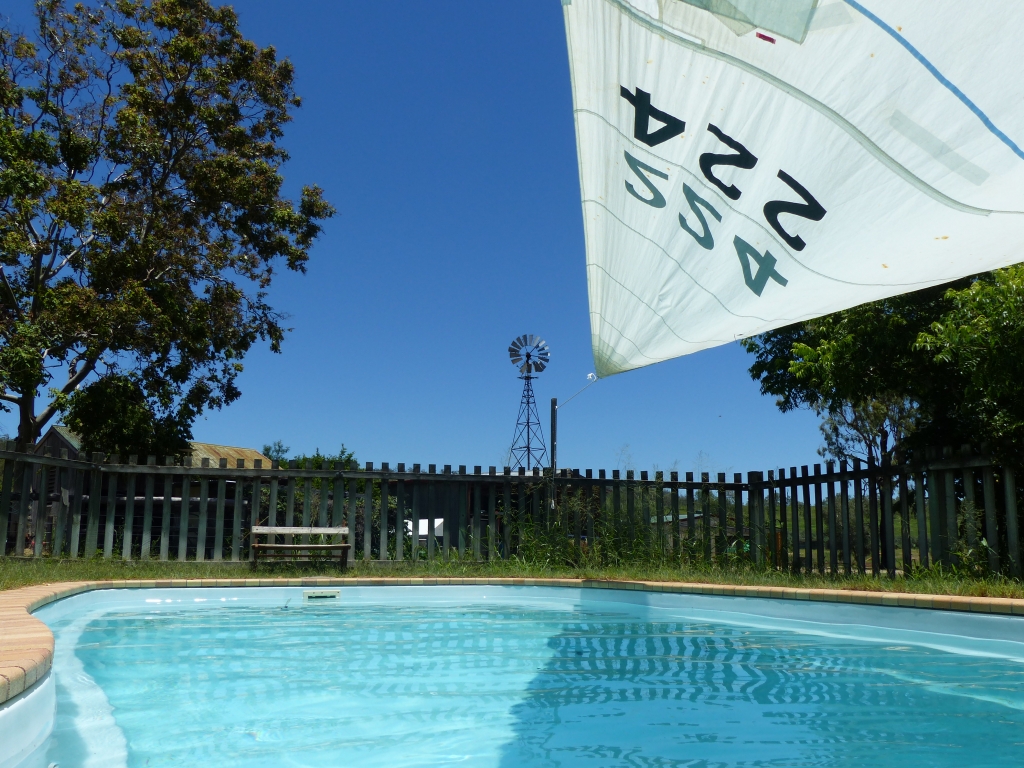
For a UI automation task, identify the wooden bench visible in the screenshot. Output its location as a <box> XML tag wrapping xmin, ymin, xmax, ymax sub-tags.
<box><xmin>251</xmin><ymin>526</ymin><xmax>350</xmax><ymax>566</ymax></box>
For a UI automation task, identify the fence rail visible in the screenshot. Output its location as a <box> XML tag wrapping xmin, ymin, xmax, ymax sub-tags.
<box><xmin>0</xmin><ymin>443</ymin><xmax>1020</xmax><ymax>579</ymax></box>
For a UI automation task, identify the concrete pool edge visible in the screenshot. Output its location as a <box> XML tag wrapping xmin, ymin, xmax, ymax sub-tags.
<box><xmin>2</xmin><ymin>576</ymin><xmax>1024</xmax><ymax>707</ymax></box>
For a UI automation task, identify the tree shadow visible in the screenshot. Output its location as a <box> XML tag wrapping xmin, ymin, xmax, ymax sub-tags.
<box><xmin>494</xmin><ymin>607</ymin><xmax>1024</xmax><ymax>767</ymax></box>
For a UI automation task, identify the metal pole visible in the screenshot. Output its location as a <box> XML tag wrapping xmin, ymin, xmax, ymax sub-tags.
<box><xmin>525</xmin><ymin>376</ymin><xmax>532</xmax><ymax>470</ymax></box>
<box><xmin>550</xmin><ymin>398</ymin><xmax>558</xmax><ymax>474</ymax></box>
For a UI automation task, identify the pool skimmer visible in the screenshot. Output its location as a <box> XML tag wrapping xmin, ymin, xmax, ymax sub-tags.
<box><xmin>303</xmin><ymin>590</ymin><xmax>341</xmax><ymax>603</ymax></box>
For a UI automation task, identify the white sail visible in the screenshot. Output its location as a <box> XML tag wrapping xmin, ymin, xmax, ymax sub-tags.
<box><xmin>563</xmin><ymin>0</ymin><xmax>1024</xmax><ymax>376</ymax></box>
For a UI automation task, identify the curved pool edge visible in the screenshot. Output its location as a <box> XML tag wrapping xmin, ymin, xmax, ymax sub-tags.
<box><xmin>2</xmin><ymin>575</ymin><xmax>1023</xmax><ymax>712</ymax></box>
<box><xmin>0</xmin><ymin>671</ymin><xmax>54</xmax><ymax>768</ymax></box>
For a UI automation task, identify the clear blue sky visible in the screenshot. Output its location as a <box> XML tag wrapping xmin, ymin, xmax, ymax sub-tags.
<box><xmin>9</xmin><ymin>0</ymin><xmax>824</xmax><ymax>474</ymax></box>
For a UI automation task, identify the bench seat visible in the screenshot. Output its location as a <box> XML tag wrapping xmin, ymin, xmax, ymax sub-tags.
<box><xmin>251</xmin><ymin>526</ymin><xmax>350</xmax><ymax>566</ymax></box>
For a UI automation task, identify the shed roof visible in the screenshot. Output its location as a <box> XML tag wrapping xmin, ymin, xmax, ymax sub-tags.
<box><xmin>187</xmin><ymin>442</ymin><xmax>270</xmax><ymax>466</ymax></box>
<box><xmin>33</xmin><ymin>426</ymin><xmax>269</xmax><ymax>465</ymax></box>
<box><xmin>50</xmin><ymin>425</ymin><xmax>82</xmax><ymax>450</ymax></box>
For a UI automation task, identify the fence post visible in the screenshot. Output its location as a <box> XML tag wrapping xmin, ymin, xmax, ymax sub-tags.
<box><xmin>961</xmin><ymin>446</ymin><xmax>978</xmax><ymax>551</ymax></box>
<box><xmin>898</xmin><ymin>466</ymin><xmax>912</xmax><ymax>574</ymax></box>
<box><xmin>766</xmin><ymin>470</ymin><xmax>777</xmax><ymax>567</ymax></box>
<box><xmin>141</xmin><ymin>456</ymin><xmax>156</xmax><ymax>560</ymax></box>
<box><xmin>716</xmin><ymin>472</ymin><xmax>728</xmax><ymax>564</ymax></box>
<box><xmin>488</xmin><ymin>468</ymin><xmax>497</xmax><ymax>561</ymax></box>
<box><xmin>397</xmin><ymin>465</ymin><xmax>407</xmax><ymax>562</ymax></box>
<box><xmin>927</xmin><ymin>460</ymin><xmax>944</xmax><ymax>566</ymax></box>
<box><xmin>196</xmin><ymin>458</ymin><xmax>211</xmax><ymax>561</ymax></box>
<box><xmin>380</xmin><ymin>463</ymin><xmax>391</xmax><ymax>561</ymax></box>
<box><xmin>688</xmin><ymin>468</ymin><xmax>696</xmax><ymax>552</ymax></box>
<box><xmin>0</xmin><ymin>442</ymin><xmax>14</xmax><ymax>557</ymax></box>
<box><xmin>826</xmin><ymin>463</ymin><xmax>838</xmax><ymax>576</ymax></box>
<box><xmin>249</xmin><ymin>459</ymin><xmax>263</xmax><ymax>563</ymax></box>
<box><xmin>626</xmin><ymin>470</ymin><xmax>636</xmax><ymax>546</ymax></box>
<box><xmin>943</xmin><ymin>448</ymin><xmax>958</xmax><ymax>567</ymax></box>
<box><xmin>119</xmin><ymin>455</ymin><xmax>138</xmax><ymax>561</ymax></box>
<box><xmin>347</xmin><ymin>469</ymin><xmax>358</xmax><ymax>565</ymax></box>
<box><xmin>83</xmin><ymin>453</ymin><xmax>103</xmax><ymax>559</ymax></box>
<box><xmin>881</xmin><ymin>457</ymin><xmax>896</xmax><ymax>578</ymax></box>
<box><xmin>473</xmin><ymin>468</ymin><xmax>482</xmax><ymax>561</ymax></box>
<box><xmin>734</xmin><ymin>473</ymin><xmax>744</xmax><ymax>560</ymax></box>
<box><xmin>457</xmin><ymin>466</ymin><xmax>467</xmax><ymax>558</ymax></box>
<box><xmin>363</xmin><ymin>462</ymin><xmax>374</xmax><ymax>561</ymax></box>
<box><xmin>51</xmin><ymin>451</ymin><xmax>70</xmax><ymax>558</ymax></box>
<box><xmin>640</xmin><ymin>471</ymin><xmax>651</xmax><ymax>548</ymax></box>
<box><xmin>69</xmin><ymin>460</ymin><xmax>85</xmax><ymax>559</ymax></box>
<box><xmin>669</xmin><ymin>471</ymin><xmax>679</xmax><ymax>556</ymax></box>
<box><xmin>411</xmin><ymin>469</ymin><xmax>422</xmax><ymax>562</ymax></box>
<box><xmin>427</xmin><ymin>467</ymin><xmax>439</xmax><ymax>561</ymax></box>
<box><xmin>502</xmin><ymin>468</ymin><xmax>512</xmax><ymax>559</ymax></box>
<box><xmin>746</xmin><ymin>472</ymin><xmax>760</xmax><ymax>566</ymax></box>
<box><xmin>159</xmin><ymin>454</ymin><xmax>174</xmax><ymax>561</ymax></box>
<box><xmin>778</xmin><ymin>468</ymin><xmax>789</xmax><ymax>572</ymax></box>
<box><xmin>914</xmin><ymin>468</ymin><xmax>929</xmax><ymax>570</ymax></box>
<box><xmin>301</xmin><ymin>460</ymin><xmax>313</xmax><ymax>554</ymax></box>
<box><xmin>1005</xmin><ymin>468</ymin><xmax>1021</xmax><ymax>579</ymax></box>
<box><xmin>178</xmin><ymin>457</ymin><xmax>193</xmax><ymax>561</ymax></box>
<box><xmin>813</xmin><ymin>464</ymin><xmax>825</xmax><ymax>575</ymax></box>
<box><xmin>800</xmin><ymin>466</ymin><xmax>812</xmax><ymax>573</ymax></box>
<box><xmin>982</xmin><ymin>466</ymin><xmax>998</xmax><ymax>574</ymax></box>
<box><xmin>838</xmin><ymin>462</ymin><xmax>850</xmax><ymax>575</ymax></box>
<box><xmin>701</xmin><ymin>472</ymin><xmax>712</xmax><ymax>562</ymax></box>
<box><xmin>867</xmin><ymin>456</ymin><xmax>879</xmax><ymax>576</ymax></box>
<box><xmin>103</xmin><ymin>455</ymin><xmax>119</xmax><ymax>559</ymax></box>
<box><xmin>232</xmin><ymin>458</ymin><xmax>245</xmax><ymax>562</ymax></box>
<box><xmin>34</xmin><ymin>456</ymin><xmax>48</xmax><ymax>558</ymax></box>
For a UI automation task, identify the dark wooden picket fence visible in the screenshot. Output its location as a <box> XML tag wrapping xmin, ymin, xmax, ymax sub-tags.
<box><xmin>0</xmin><ymin>442</ymin><xmax>1020</xmax><ymax>579</ymax></box>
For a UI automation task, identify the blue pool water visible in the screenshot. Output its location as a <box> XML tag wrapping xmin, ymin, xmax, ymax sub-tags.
<box><xmin>26</xmin><ymin>587</ymin><xmax>1024</xmax><ymax>767</ymax></box>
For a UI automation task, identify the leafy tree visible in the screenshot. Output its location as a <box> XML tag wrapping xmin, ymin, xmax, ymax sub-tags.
<box><xmin>813</xmin><ymin>398</ymin><xmax>919</xmax><ymax>466</ymax></box>
<box><xmin>261</xmin><ymin>439</ymin><xmax>289</xmax><ymax>463</ymax></box>
<box><xmin>744</xmin><ymin>267</ymin><xmax>1024</xmax><ymax>465</ymax></box>
<box><xmin>916</xmin><ymin>266</ymin><xmax>1024</xmax><ymax>464</ymax></box>
<box><xmin>63</xmin><ymin>372</ymin><xmax>190</xmax><ymax>456</ymax></box>
<box><xmin>741</xmin><ymin>278</ymin><xmax>977</xmax><ymax>464</ymax></box>
<box><xmin>289</xmin><ymin>444</ymin><xmax>357</xmax><ymax>469</ymax></box>
<box><xmin>0</xmin><ymin>0</ymin><xmax>334</xmax><ymax>449</ymax></box>
<box><xmin>261</xmin><ymin>441</ymin><xmax>356</xmax><ymax>469</ymax></box>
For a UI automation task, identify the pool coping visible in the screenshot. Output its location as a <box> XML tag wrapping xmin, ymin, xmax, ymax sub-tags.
<box><xmin>2</xmin><ymin>577</ymin><xmax>1023</xmax><ymax>706</ymax></box>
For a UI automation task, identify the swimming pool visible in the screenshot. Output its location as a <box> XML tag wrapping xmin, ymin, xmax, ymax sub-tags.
<box><xmin>11</xmin><ymin>585</ymin><xmax>1024</xmax><ymax>767</ymax></box>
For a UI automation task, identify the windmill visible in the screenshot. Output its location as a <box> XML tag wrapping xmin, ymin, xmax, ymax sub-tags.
<box><xmin>507</xmin><ymin>335</ymin><xmax>549</xmax><ymax>471</ymax></box>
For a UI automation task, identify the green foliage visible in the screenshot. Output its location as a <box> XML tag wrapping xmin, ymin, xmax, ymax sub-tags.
<box><xmin>0</xmin><ymin>0</ymin><xmax>334</xmax><ymax>447</ymax></box>
<box><xmin>4</xmin><ymin>557</ymin><xmax>1022</xmax><ymax>599</ymax></box>
<box><xmin>916</xmin><ymin>266</ymin><xmax>1024</xmax><ymax>464</ymax></box>
<box><xmin>290</xmin><ymin>445</ymin><xmax>357</xmax><ymax>470</ymax></box>
<box><xmin>62</xmin><ymin>372</ymin><xmax>190</xmax><ymax>457</ymax></box>
<box><xmin>261</xmin><ymin>440</ymin><xmax>289</xmax><ymax>462</ymax></box>
<box><xmin>741</xmin><ymin>270</ymin><xmax>1024</xmax><ymax>464</ymax></box>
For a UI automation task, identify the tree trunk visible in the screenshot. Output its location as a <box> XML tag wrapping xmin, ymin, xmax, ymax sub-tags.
<box><xmin>17</xmin><ymin>394</ymin><xmax>37</xmax><ymax>446</ymax></box>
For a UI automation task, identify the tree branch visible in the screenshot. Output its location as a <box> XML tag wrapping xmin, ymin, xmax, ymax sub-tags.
<box><xmin>32</xmin><ymin>357</ymin><xmax>98</xmax><ymax>432</ymax></box>
<box><xmin>0</xmin><ymin>266</ymin><xmax>24</xmax><ymax>321</ymax></box>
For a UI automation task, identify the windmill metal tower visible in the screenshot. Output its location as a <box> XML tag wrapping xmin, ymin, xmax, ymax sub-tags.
<box><xmin>507</xmin><ymin>335</ymin><xmax>550</xmax><ymax>471</ymax></box>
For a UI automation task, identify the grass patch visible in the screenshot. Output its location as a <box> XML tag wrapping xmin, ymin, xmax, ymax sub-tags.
<box><xmin>1</xmin><ymin>556</ymin><xmax>1021</xmax><ymax>598</ymax></box>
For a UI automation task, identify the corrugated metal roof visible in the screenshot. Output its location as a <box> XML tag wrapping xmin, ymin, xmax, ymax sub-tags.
<box><xmin>187</xmin><ymin>442</ymin><xmax>270</xmax><ymax>466</ymax></box>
